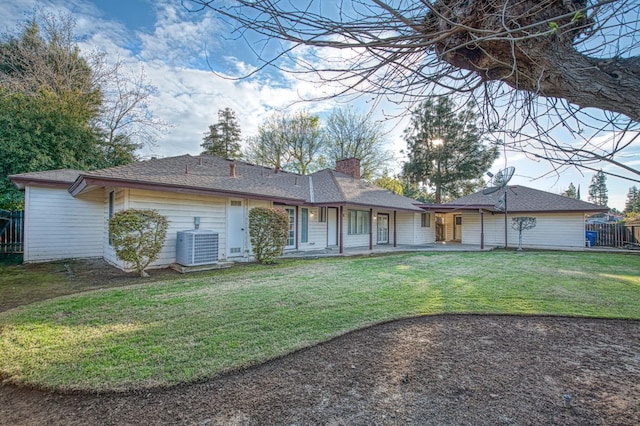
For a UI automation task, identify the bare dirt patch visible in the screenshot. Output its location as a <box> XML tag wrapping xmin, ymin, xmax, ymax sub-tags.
<box><xmin>1</xmin><ymin>260</ymin><xmax>638</xmax><ymax>425</ymax></box>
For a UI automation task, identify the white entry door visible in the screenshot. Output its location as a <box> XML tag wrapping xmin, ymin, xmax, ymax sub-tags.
<box><xmin>227</xmin><ymin>200</ymin><xmax>245</xmax><ymax>257</ymax></box>
<box><xmin>327</xmin><ymin>207</ymin><xmax>338</xmax><ymax>246</ymax></box>
<box><xmin>377</xmin><ymin>214</ymin><xmax>389</xmax><ymax>244</ymax></box>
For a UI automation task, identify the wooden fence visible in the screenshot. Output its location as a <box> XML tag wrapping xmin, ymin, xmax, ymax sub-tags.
<box><xmin>0</xmin><ymin>210</ymin><xmax>24</xmax><ymax>254</ymax></box>
<box><xmin>586</xmin><ymin>223</ymin><xmax>639</xmax><ymax>248</ymax></box>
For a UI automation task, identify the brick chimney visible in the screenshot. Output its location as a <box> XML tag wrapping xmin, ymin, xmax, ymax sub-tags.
<box><xmin>335</xmin><ymin>158</ymin><xmax>361</xmax><ymax>179</ymax></box>
<box><xmin>229</xmin><ymin>163</ymin><xmax>236</xmax><ymax>178</ymax></box>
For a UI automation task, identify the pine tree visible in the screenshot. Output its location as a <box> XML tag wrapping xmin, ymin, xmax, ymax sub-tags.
<box><xmin>563</xmin><ymin>183</ymin><xmax>577</xmax><ymax>199</ymax></box>
<box><xmin>624</xmin><ymin>186</ymin><xmax>640</xmax><ymax>214</ymax></box>
<box><xmin>588</xmin><ymin>170</ymin><xmax>608</xmax><ymax>207</ymax></box>
<box><xmin>403</xmin><ymin>96</ymin><xmax>498</xmax><ymax>203</ymax></box>
<box><xmin>201</xmin><ymin>107</ymin><xmax>242</xmax><ymax>159</ymax></box>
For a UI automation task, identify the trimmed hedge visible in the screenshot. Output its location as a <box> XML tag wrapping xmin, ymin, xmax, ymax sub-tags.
<box><xmin>249</xmin><ymin>207</ymin><xmax>289</xmax><ymax>264</ymax></box>
<box><xmin>109</xmin><ymin>209</ymin><xmax>168</xmax><ymax>276</ymax></box>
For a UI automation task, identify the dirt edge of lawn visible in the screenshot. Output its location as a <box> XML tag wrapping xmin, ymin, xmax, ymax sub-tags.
<box><xmin>1</xmin><ymin>314</ymin><xmax>638</xmax><ymax>426</ymax></box>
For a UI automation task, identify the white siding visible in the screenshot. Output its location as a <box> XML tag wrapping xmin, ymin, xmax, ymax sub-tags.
<box><xmin>103</xmin><ymin>188</ymin><xmax>127</xmax><ymax>268</ymax></box>
<box><xmin>395</xmin><ymin>212</ymin><xmax>436</xmax><ymax>245</ymax></box>
<box><xmin>115</xmin><ymin>189</ymin><xmax>227</xmax><ymax>268</ymax></box>
<box><xmin>298</xmin><ymin>207</ymin><xmax>327</xmax><ymax>251</ymax></box>
<box><xmin>395</xmin><ymin>212</ymin><xmax>414</xmax><ymax>244</ymax></box>
<box><xmin>444</xmin><ymin>214</ymin><xmax>454</xmax><ymax>241</ymax></box>
<box><xmin>414</xmin><ymin>212</ymin><xmax>436</xmax><ymax>244</ymax></box>
<box><xmin>23</xmin><ymin>186</ymin><xmax>104</xmax><ymax>263</ymax></box>
<box><xmin>459</xmin><ymin>211</ymin><xmax>587</xmax><ymax>249</ymax></box>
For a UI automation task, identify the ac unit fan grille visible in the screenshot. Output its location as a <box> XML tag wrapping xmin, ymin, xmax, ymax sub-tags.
<box><xmin>176</xmin><ymin>230</ymin><xmax>219</xmax><ymax>266</ymax></box>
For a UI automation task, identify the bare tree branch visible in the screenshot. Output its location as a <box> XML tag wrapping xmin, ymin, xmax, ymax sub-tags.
<box><xmin>184</xmin><ymin>0</ymin><xmax>640</xmax><ymax>180</ymax></box>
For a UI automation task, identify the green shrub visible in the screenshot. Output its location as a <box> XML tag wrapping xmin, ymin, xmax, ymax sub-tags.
<box><xmin>108</xmin><ymin>209</ymin><xmax>168</xmax><ymax>277</ymax></box>
<box><xmin>249</xmin><ymin>207</ymin><xmax>289</xmax><ymax>264</ymax></box>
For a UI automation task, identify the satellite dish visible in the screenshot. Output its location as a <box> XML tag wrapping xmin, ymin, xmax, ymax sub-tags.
<box><xmin>492</xmin><ymin>166</ymin><xmax>515</xmax><ymax>188</ymax></box>
<box><xmin>482</xmin><ymin>166</ymin><xmax>515</xmax><ymax>195</ymax></box>
<box><xmin>482</xmin><ymin>185</ymin><xmax>501</xmax><ymax>195</ymax></box>
<box><xmin>481</xmin><ymin>166</ymin><xmax>516</xmax><ymax>249</ymax></box>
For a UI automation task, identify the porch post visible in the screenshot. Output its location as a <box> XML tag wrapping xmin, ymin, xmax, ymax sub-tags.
<box><xmin>339</xmin><ymin>205</ymin><xmax>344</xmax><ymax>254</ymax></box>
<box><xmin>480</xmin><ymin>209</ymin><xmax>484</xmax><ymax>250</ymax></box>
<box><xmin>393</xmin><ymin>210</ymin><xmax>397</xmax><ymax>247</ymax></box>
<box><xmin>369</xmin><ymin>208</ymin><xmax>373</xmax><ymax>250</ymax></box>
<box><xmin>504</xmin><ymin>190</ymin><xmax>508</xmax><ymax>249</ymax></box>
<box><xmin>295</xmin><ymin>206</ymin><xmax>299</xmax><ymax>250</ymax></box>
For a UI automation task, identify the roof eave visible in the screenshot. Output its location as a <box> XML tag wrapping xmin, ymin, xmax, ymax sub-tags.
<box><xmin>9</xmin><ymin>176</ymin><xmax>74</xmax><ymax>191</ymax></box>
<box><xmin>312</xmin><ymin>201</ymin><xmax>423</xmax><ymax>212</ymax></box>
<box><xmin>70</xmin><ymin>176</ymin><xmax>307</xmax><ymax>205</ymax></box>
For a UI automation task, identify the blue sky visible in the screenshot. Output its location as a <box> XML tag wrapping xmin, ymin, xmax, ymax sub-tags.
<box><xmin>1</xmin><ymin>0</ymin><xmax>636</xmax><ymax>210</ymax></box>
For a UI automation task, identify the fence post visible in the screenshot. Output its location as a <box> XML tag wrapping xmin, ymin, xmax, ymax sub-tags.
<box><xmin>0</xmin><ymin>210</ymin><xmax>24</xmax><ymax>254</ymax></box>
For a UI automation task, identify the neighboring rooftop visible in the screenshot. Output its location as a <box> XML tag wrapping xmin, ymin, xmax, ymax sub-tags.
<box><xmin>423</xmin><ymin>185</ymin><xmax>608</xmax><ymax>213</ymax></box>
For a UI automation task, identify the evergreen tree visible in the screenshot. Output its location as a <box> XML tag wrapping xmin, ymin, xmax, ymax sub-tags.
<box><xmin>0</xmin><ymin>14</ymin><xmax>102</xmax><ymax>209</ymax></box>
<box><xmin>624</xmin><ymin>186</ymin><xmax>640</xmax><ymax>214</ymax></box>
<box><xmin>563</xmin><ymin>183</ymin><xmax>578</xmax><ymax>199</ymax></box>
<box><xmin>588</xmin><ymin>170</ymin><xmax>609</xmax><ymax>207</ymax></box>
<box><xmin>403</xmin><ymin>96</ymin><xmax>498</xmax><ymax>203</ymax></box>
<box><xmin>373</xmin><ymin>171</ymin><xmax>404</xmax><ymax>195</ymax></box>
<box><xmin>201</xmin><ymin>107</ymin><xmax>242</xmax><ymax>159</ymax></box>
<box><xmin>0</xmin><ymin>12</ymin><xmax>165</xmax><ymax>209</ymax></box>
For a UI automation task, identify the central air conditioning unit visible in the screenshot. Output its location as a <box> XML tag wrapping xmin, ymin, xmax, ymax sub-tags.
<box><xmin>176</xmin><ymin>229</ymin><xmax>219</xmax><ymax>266</ymax></box>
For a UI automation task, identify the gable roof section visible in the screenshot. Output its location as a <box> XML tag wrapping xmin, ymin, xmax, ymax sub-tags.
<box><xmin>424</xmin><ymin>185</ymin><xmax>607</xmax><ymax>213</ymax></box>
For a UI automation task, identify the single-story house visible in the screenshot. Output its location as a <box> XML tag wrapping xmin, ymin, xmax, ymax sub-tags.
<box><xmin>10</xmin><ymin>155</ymin><xmax>433</xmax><ymax>270</ymax></box>
<box><xmin>422</xmin><ymin>186</ymin><xmax>608</xmax><ymax>249</ymax></box>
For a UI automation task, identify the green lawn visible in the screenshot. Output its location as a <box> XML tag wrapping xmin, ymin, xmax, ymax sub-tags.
<box><xmin>0</xmin><ymin>251</ymin><xmax>638</xmax><ymax>391</ymax></box>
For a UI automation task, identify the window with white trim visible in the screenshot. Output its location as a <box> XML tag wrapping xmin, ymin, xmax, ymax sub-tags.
<box><xmin>347</xmin><ymin>210</ymin><xmax>370</xmax><ymax>235</ymax></box>
<box><xmin>421</xmin><ymin>212</ymin><xmax>431</xmax><ymax>227</ymax></box>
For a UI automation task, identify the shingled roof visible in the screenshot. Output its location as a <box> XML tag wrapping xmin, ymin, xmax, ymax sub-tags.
<box><xmin>310</xmin><ymin>169</ymin><xmax>422</xmax><ymax>211</ymax></box>
<box><xmin>69</xmin><ymin>155</ymin><xmax>312</xmax><ymax>203</ymax></box>
<box><xmin>10</xmin><ymin>169</ymin><xmax>84</xmax><ymax>190</ymax></box>
<box><xmin>12</xmin><ymin>154</ymin><xmax>423</xmax><ymax>211</ymax></box>
<box><xmin>424</xmin><ymin>185</ymin><xmax>607</xmax><ymax>213</ymax></box>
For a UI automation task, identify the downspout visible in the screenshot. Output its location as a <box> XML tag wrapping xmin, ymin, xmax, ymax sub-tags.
<box><xmin>479</xmin><ymin>209</ymin><xmax>484</xmax><ymax>250</ymax></box>
<box><xmin>504</xmin><ymin>190</ymin><xmax>508</xmax><ymax>249</ymax></box>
